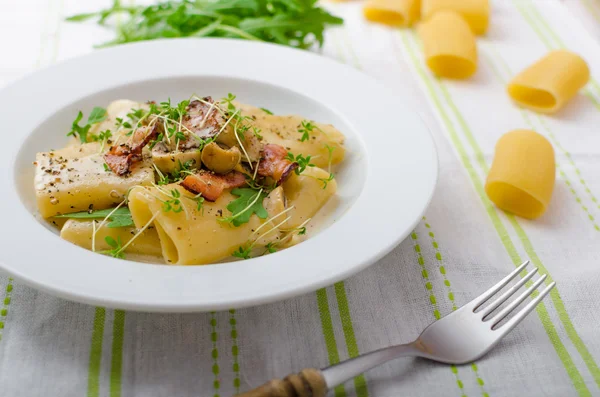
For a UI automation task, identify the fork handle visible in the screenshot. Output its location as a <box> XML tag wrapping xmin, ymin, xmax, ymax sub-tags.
<box><xmin>235</xmin><ymin>368</ymin><xmax>327</xmax><ymax>397</ymax></box>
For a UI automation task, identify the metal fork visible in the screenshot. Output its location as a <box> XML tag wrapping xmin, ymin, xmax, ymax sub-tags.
<box><xmin>237</xmin><ymin>260</ymin><xmax>555</xmax><ymax>397</ymax></box>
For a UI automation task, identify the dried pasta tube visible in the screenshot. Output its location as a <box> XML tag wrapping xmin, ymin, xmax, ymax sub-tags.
<box><xmin>363</xmin><ymin>0</ymin><xmax>420</xmax><ymax>27</ymax></box>
<box><xmin>422</xmin><ymin>0</ymin><xmax>490</xmax><ymax>34</ymax></box>
<box><xmin>485</xmin><ymin>130</ymin><xmax>555</xmax><ymax>219</ymax></box>
<box><xmin>418</xmin><ymin>11</ymin><xmax>477</xmax><ymax>79</ymax></box>
<box><xmin>507</xmin><ymin>50</ymin><xmax>590</xmax><ymax>114</ymax></box>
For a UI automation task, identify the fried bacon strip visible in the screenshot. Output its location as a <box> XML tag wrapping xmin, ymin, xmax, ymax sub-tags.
<box><xmin>182</xmin><ymin>97</ymin><xmax>223</xmax><ymax>139</ymax></box>
<box><xmin>257</xmin><ymin>144</ymin><xmax>298</xmax><ymax>185</ymax></box>
<box><xmin>181</xmin><ymin>170</ymin><xmax>246</xmax><ymax>202</ymax></box>
<box><xmin>104</xmin><ymin>124</ymin><xmax>159</xmax><ymax>175</ymax></box>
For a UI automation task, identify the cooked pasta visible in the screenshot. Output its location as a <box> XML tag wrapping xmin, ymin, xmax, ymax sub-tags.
<box><xmin>34</xmin><ymin>95</ymin><xmax>345</xmax><ymax>265</ymax></box>
<box><xmin>507</xmin><ymin>50</ymin><xmax>590</xmax><ymax>114</ymax></box>
<box><xmin>485</xmin><ymin>130</ymin><xmax>555</xmax><ymax>219</ymax></box>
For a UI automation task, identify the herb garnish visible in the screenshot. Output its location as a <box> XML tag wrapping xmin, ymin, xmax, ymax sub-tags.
<box><xmin>56</xmin><ymin>207</ymin><xmax>134</xmax><ymax>228</ymax></box>
<box><xmin>155</xmin><ymin>160</ymin><xmax>196</xmax><ymax>186</ymax></box>
<box><xmin>286</xmin><ymin>152</ymin><xmax>315</xmax><ymax>175</ymax></box>
<box><xmin>67</xmin><ymin>106</ymin><xmax>107</xmax><ymax>143</ymax></box>
<box><xmin>260</xmin><ymin>107</ymin><xmax>273</xmax><ymax>115</ymax></box>
<box><xmin>101</xmin><ymin>236</ymin><xmax>125</xmax><ymax>259</ymax></box>
<box><xmin>221</xmin><ymin>188</ymin><xmax>268</xmax><ymax>227</ymax></box>
<box><xmin>298</xmin><ymin>120</ymin><xmax>317</xmax><ymax>142</ymax></box>
<box><xmin>66</xmin><ymin>0</ymin><xmax>343</xmax><ymax>50</ymax></box>
<box><xmin>162</xmin><ymin>189</ymin><xmax>184</xmax><ymax>213</ymax></box>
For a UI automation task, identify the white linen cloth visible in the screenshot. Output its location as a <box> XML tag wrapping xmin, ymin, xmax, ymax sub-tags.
<box><xmin>1</xmin><ymin>0</ymin><xmax>600</xmax><ymax>396</ymax></box>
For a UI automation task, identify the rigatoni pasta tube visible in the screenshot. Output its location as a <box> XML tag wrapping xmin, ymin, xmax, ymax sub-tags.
<box><xmin>507</xmin><ymin>50</ymin><xmax>590</xmax><ymax>114</ymax></box>
<box><xmin>363</xmin><ymin>0</ymin><xmax>420</xmax><ymax>27</ymax></box>
<box><xmin>421</xmin><ymin>0</ymin><xmax>489</xmax><ymax>34</ymax></box>
<box><xmin>60</xmin><ymin>219</ymin><xmax>163</xmax><ymax>257</ymax></box>
<box><xmin>418</xmin><ymin>11</ymin><xmax>477</xmax><ymax>79</ymax></box>
<box><xmin>485</xmin><ymin>130</ymin><xmax>555</xmax><ymax>219</ymax></box>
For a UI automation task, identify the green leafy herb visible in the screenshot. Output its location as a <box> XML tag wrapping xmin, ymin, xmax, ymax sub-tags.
<box><xmin>67</xmin><ymin>107</ymin><xmax>107</xmax><ymax>143</ymax></box>
<box><xmin>103</xmin><ymin>163</ymin><xmax>112</xmax><ymax>172</ymax></box>
<box><xmin>317</xmin><ymin>172</ymin><xmax>335</xmax><ymax>189</ymax></box>
<box><xmin>252</xmin><ymin>126</ymin><xmax>263</xmax><ymax>140</ymax></box>
<box><xmin>190</xmin><ymin>194</ymin><xmax>205</xmax><ymax>213</ymax></box>
<box><xmin>222</xmin><ymin>188</ymin><xmax>268</xmax><ymax>227</ymax></box>
<box><xmin>298</xmin><ymin>120</ymin><xmax>316</xmax><ymax>142</ymax></box>
<box><xmin>264</xmin><ymin>242</ymin><xmax>278</xmax><ymax>253</ymax></box>
<box><xmin>66</xmin><ymin>0</ymin><xmax>343</xmax><ymax>50</ymax></box>
<box><xmin>56</xmin><ymin>207</ymin><xmax>134</xmax><ymax>228</ymax></box>
<box><xmin>162</xmin><ymin>189</ymin><xmax>184</xmax><ymax>213</ymax></box>
<box><xmin>232</xmin><ymin>244</ymin><xmax>253</xmax><ymax>260</ymax></box>
<box><xmin>88</xmin><ymin>106</ymin><xmax>108</xmax><ymax>124</ymax></box>
<box><xmin>149</xmin><ymin>133</ymin><xmax>164</xmax><ymax>149</ymax></box>
<box><xmin>101</xmin><ymin>236</ymin><xmax>125</xmax><ymax>259</ymax></box>
<box><xmin>155</xmin><ymin>159</ymin><xmax>196</xmax><ymax>185</ymax></box>
<box><xmin>260</xmin><ymin>107</ymin><xmax>273</xmax><ymax>115</ymax></box>
<box><xmin>115</xmin><ymin>117</ymin><xmax>132</xmax><ymax>129</ymax></box>
<box><xmin>298</xmin><ymin>226</ymin><xmax>307</xmax><ymax>235</ymax></box>
<box><xmin>67</xmin><ymin>112</ymin><xmax>91</xmax><ymax>143</ymax></box>
<box><xmin>286</xmin><ymin>152</ymin><xmax>315</xmax><ymax>175</ymax></box>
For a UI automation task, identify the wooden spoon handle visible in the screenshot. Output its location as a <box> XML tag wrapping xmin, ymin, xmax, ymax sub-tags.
<box><xmin>235</xmin><ymin>368</ymin><xmax>327</xmax><ymax>397</ymax></box>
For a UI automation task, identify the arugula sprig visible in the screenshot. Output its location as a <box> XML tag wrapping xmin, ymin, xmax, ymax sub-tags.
<box><xmin>67</xmin><ymin>106</ymin><xmax>107</xmax><ymax>143</ymax></box>
<box><xmin>221</xmin><ymin>188</ymin><xmax>268</xmax><ymax>227</ymax></box>
<box><xmin>55</xmin><ymin>207</ymin><xmax>134</xmax><ymax>228</ymax></box>
<box><xmin>66</xmin><ymin>0</ymin><xmax>343</xmax><ymax>50</ymax></box>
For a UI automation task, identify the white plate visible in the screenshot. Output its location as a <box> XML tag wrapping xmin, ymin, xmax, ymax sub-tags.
<box><xmin>0</xmin><ymin>38</ymin><xmax>437</xmax><ymax>312</ymax></box>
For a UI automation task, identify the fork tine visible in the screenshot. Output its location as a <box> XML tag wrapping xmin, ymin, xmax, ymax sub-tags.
<box><xmin>481</xmin><ymin>267</ymin><xmax>539</xmax><ymax>320</ymax></box>
<box><xmin>489</xmin><ymin>274</ymin><xmax>547</xmax><ymax>326</ymax></box>
<box><xmin>472</xmin><ymin>260</ymin><xmax>530</xmax><ymax>311</ymax></box>
<box><xmin>496</xmin><ymin>282</ymin><xmax>555</xmax><ymax>336</ymax></box>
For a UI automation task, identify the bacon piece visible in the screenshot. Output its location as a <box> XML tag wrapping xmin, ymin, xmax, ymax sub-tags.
<box><xmin>182</xmin><ymin>97</ymin><xmax>222</xmax><ymax>139</ymax></box>
<box><xmin>104</xmin><ymin>125</ymin><xmax>159</xmax><ymax>175</ymax></box>
<box><xmin>257</xmin><ymin>144</ymin><xmax>298</xmax><ymax>185</ymax></box>
<box><xmin>181</xmin><ymin>171</ymin><xmax>246</xmax><ymax>202</ymax></box>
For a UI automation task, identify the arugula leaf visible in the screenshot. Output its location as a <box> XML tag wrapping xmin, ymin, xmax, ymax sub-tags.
<box><xmin>67</xmin><ymin>107</ymin><xmax>107</xmax><ymax>143</ymax></box>
<box><xmin>55</xmin><ymin>207</ymin><xmax>134</xmax><ymax>228</ymax></box>
<box><xmin>67</xmin><ymin>111</ymin><xmax>92</xmax><ymax>143</ymax></box>
<box><xmin>223</xmin><ymin>188</ymin><xmax>268</xmax><ymax>227</ymax></box>
<box><xmin>88</xmin><ymin>106</ymin><xmax>108</xmax><ymax>124</ymax></box>
<box><xmin>66</xmin><ymin>0</ymin><xmax>343</xmax><ymax>50</ymax></box>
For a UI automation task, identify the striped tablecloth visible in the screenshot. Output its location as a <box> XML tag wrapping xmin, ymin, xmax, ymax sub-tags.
<box><xmin>2</xmin><ymin>0</ymin><xmax>600</xmax><ymax>396</ymax></box>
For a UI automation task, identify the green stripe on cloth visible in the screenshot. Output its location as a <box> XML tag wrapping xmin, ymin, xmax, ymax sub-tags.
<box><xmin>110</xmin><ymin>310</ymin><xmax>126</xmax><ymax>397</ymax></box>
<box><xmin>423</xmin><ymin>219</ymin><xmax>490</xmax><ymax>397</ymax></box>
<box><xmin>410</xmin><ymin>230</ymin><xmax>469</xmax><ymax>396</ymax></box>
<box><xmin>0</xmin><ymin>280</ymin><xmax>13</xmax><ymax>341</ymax></box>
<box><xmin>398</xmin><ymin>30</ymin><xmax>590</xmax><ymax>396</ymax></box>
<box><xmin>316</xmin><ymin>288</ymin><xmax>346</xmax><ymax>397</ymax></box>
<box><xmin>510</xmin><ymin>2</ymin><xmax>600</xmax><ymax>388</ymax></box>
<box><xmin>229</xmin><ymin>309</ymin><xmax>242</xmax><ymax>393</ymax></box>
<box><xmin>87</xmin><ymin>308</ymin><xmax>106</xmax><ymax>397</ymax></box>
<box><xmin>334</xmin><ymin>283</ymin><xmax>369</xmax><ymax>397</ymax></box>
<box><xmin>210</xmin><ymin>312</ymin><xmax>221</xmax><ymax>396</ymax></box>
